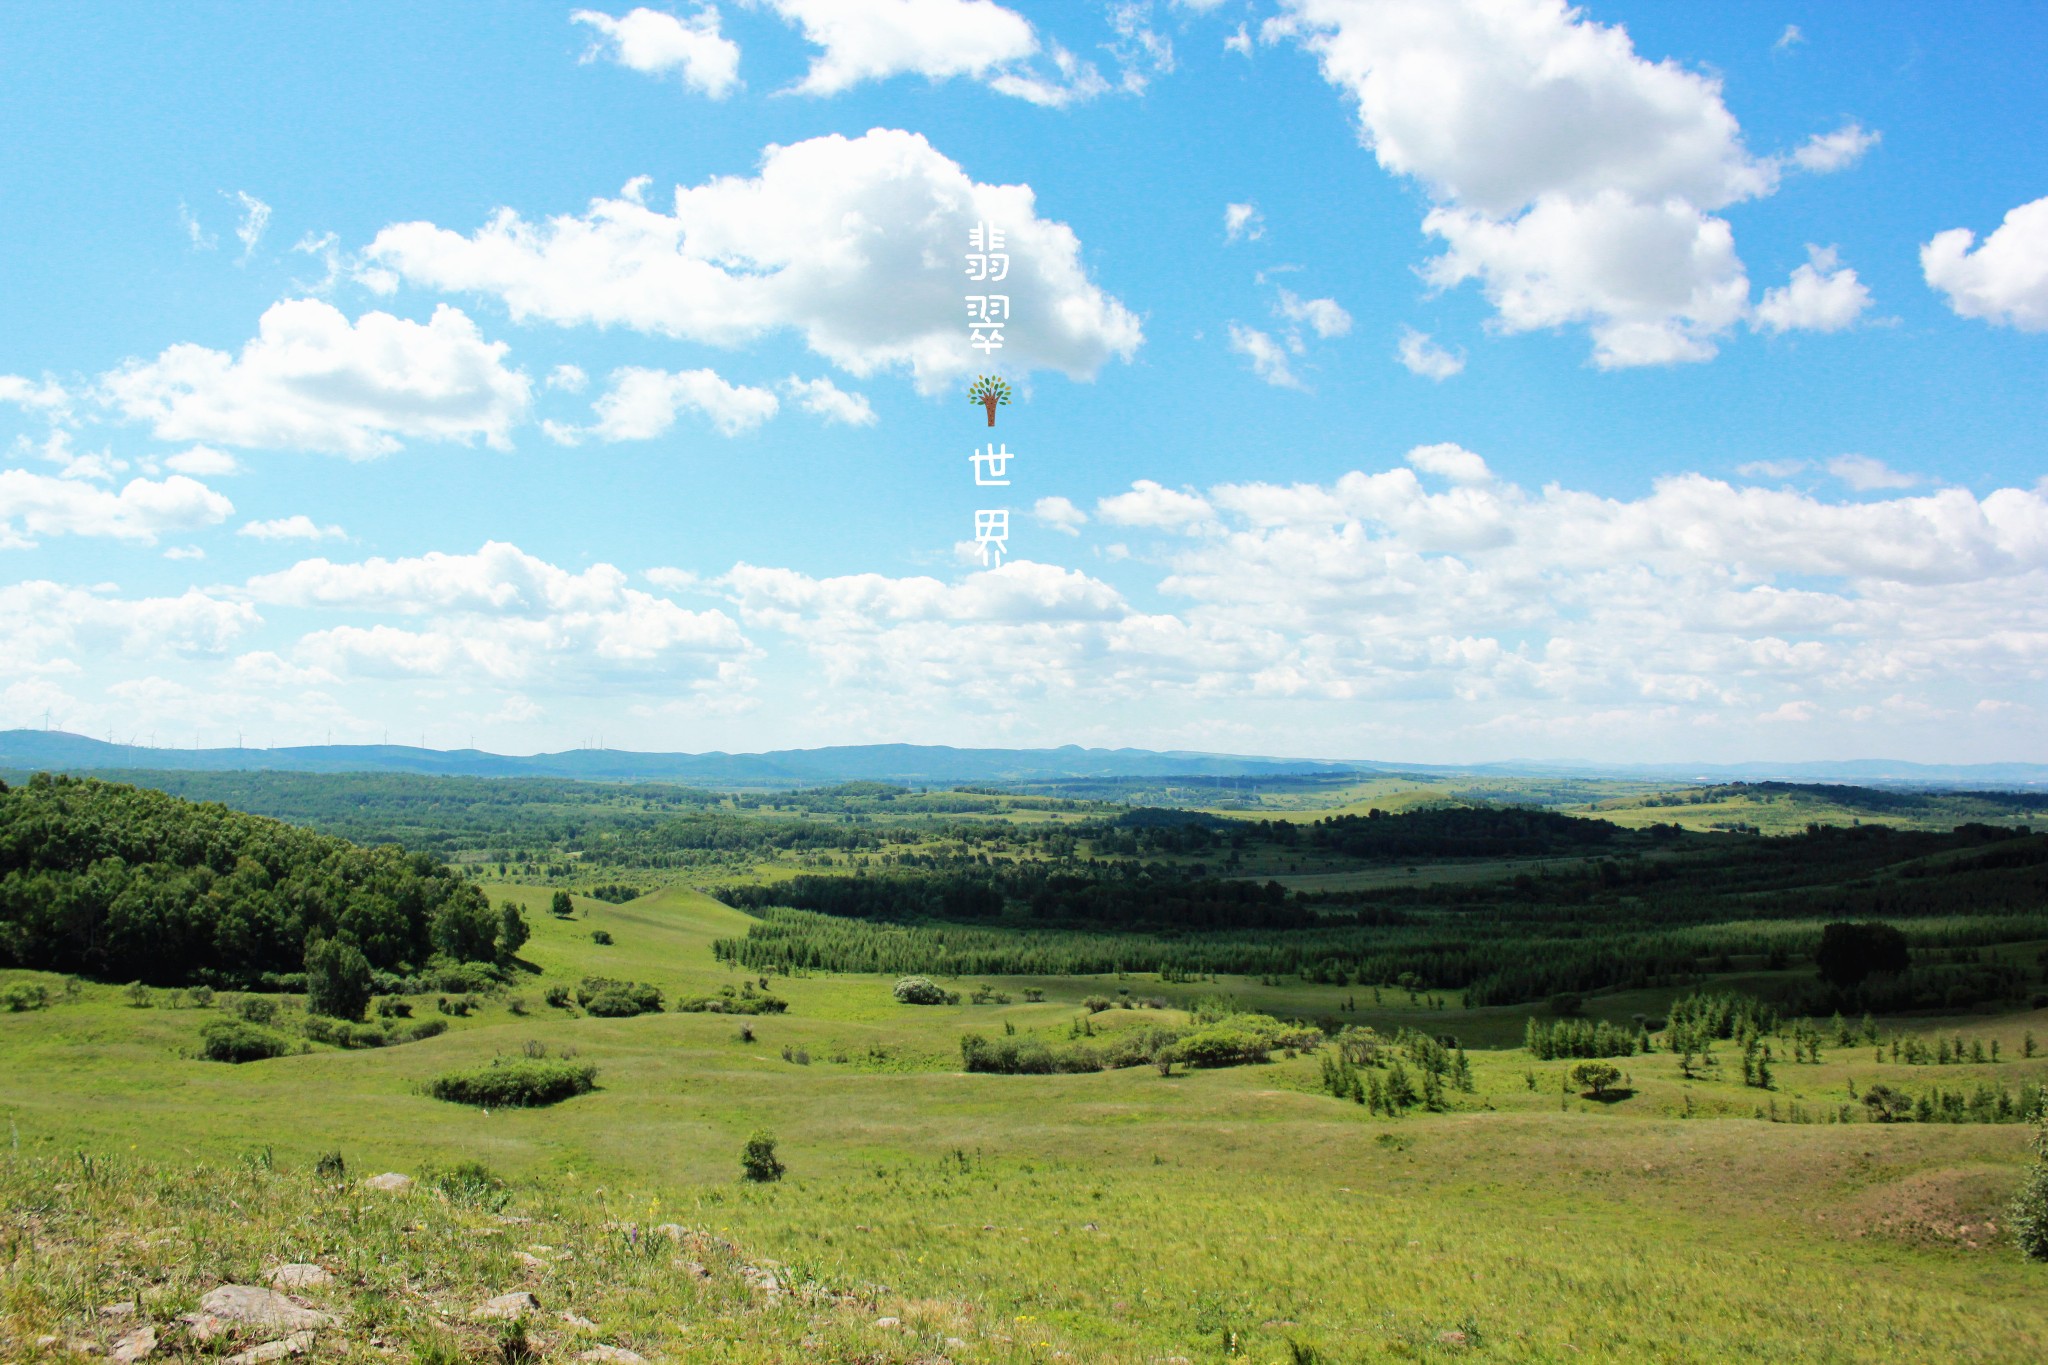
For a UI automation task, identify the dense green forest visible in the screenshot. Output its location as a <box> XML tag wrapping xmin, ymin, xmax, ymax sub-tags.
<box><xmin>716</xmin><ymin>817</ymin><xmax>2048</xmax><ymax>1008</ymax></box>
<box><xmin>0</xmin><ymin>774</ymin><xmax>495</xmax><ymax>986</ymax></box>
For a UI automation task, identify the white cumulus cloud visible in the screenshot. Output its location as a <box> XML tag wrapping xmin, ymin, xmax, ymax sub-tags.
<box><xmin>101</xmin><ymin>299</ymin><xmax>532</xmax><ymax>458</ymax></box>
<box><xmin>1789</xmin><ymin>122</ymin><xmax>1879</xmax><ymax>174</ymax></box>
<box><xmin>1826</xmin><ymin>453</ymin><xmax>1918</xmax><ymax>492</ymax></box>
<box><xmin>547</xmin><ymin>367</ymin><xmax>779</xmax><ymax>443</ymax></box>
<box><xmin>758</xmin><ymin>0</ymin><xmax>1102</xmax><ymax>105</ymax></box>
<box><xmin>1396</xmin><ymin>327</ymin><xmax>1465</xmax><ymax>379</ymax></box>
<box><xmin>1754</xmin><ymin>245</ymin><xmax>1872</xmax><ymax>334</ymax></box>
<box><xmin>1227</xmin><ymin>323</ymin><xmax>1301</xmax><ymax>388</ymax></box>
<box><xmin>1033</xmin><ymin>495</ymin><xmax>1088</xmax><ymax>534</ymax></box>
<box><xmin>1272</xmin><ymin>0</ymin><xmax>1872</xmax><ymax>367</ymax></box>
<box><xmin>240</xmin><ymin>515</ymin><xmax>347</xmax><ymax>541</ymax></box>
<box><xmin>362</xmin><ymin>130</ymin><xmax>1141</xmax><ymax>392</ymax></box>
<box><xmin>1923</xmin><ymin>194</ymin><xmax>2048</xmax><ymax>331</ymax></box>
<box><xmin>1277</xmin><ymin>289</ymin><xmax>1352</xmax><ymax>338</ymax></box>
<box><xmin>1224</xmin><ymin>201</ymin><xmax>1265</xmax><ymax>242</ymax></box>
<box><xmin>781</xmin><ymin>375</ymin><xmax>877</xmax><ymax>426</ymax></box>
<box><xmin>572</xmin><ymin>6</ymin><xmax>742</xmax><ymax>98</ymax></box>
<box><xmin>0</xmin><ymin>470</ymin><xmax>232</xmax><ymax>549</ymax></box>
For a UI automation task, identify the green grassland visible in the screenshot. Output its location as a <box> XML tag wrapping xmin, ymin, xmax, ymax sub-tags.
<box><xmin>6</xmin><ymin>885</ymin><xmax>2048</xmax><ymax>1362</ymax></box>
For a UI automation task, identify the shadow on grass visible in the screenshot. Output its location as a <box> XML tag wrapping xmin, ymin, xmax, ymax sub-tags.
<box><xmin>1579</xmin><ymin>1088</ymin><xmax>1636</xmax><ymax>1104</ymax></box>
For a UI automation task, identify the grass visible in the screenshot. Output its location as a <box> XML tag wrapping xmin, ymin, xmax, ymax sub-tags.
<box><xmin>3</xmin><ymin>887</ymin><xmax>2048</xmax><ymax>1360</ymax></box>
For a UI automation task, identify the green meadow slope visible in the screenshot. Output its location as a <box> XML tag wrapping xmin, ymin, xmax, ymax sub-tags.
<box><xmin>5</xmin><ymin>886</ymin><xmax>2048</xmax><ymax>1361</ymax></box>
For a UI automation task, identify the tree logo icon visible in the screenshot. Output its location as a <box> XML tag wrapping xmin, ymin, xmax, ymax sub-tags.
<box><xmin>968</xmin><ymin>375</ymin><xmax>1011</xmax><ymax>427</ymax></box>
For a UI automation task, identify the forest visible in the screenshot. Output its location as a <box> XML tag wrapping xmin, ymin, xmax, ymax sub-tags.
<box><xmin>0</xmin><ymin>773</ymin><xmax>497</xmax><ymax>985</ymax></box>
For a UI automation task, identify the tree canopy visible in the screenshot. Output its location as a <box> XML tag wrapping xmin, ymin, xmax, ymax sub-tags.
<box><xmin>0</xmin><ymin>772</ymin><xmax>493</xmax><ymax>986</ymax></box>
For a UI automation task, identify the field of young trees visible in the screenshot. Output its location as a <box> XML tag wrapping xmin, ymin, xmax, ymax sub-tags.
<box><xmin>4</xmin><ymin>770</ymin><xmax>2048</xmax><ymax>1361</ymax></box>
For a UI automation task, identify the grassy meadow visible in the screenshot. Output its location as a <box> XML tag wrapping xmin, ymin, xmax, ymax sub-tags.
<box><xmin>6</xmin><ymin>881</ymin><xmax>2048</xmax><ymax>1362</ymax></box>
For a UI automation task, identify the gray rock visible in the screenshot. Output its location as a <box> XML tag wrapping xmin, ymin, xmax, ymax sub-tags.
<box><xmin>471</xmin><ymin>1291</ymin><xmax>541</xmax><ymax>1321</ymax></box>
<box><xmin>110</xmin><ymin>1325</ymin><xmax>156</xmax><ymax>1363</ymax></box>
<box><xmin>98</xmin><ymin>1302</ymin><xmax>137</xmax><ymax>1320</ymax></box>
<box><xmin>182</xmin><ymin>1286</ymin><xmax>334</xmax><ymax>1342</ymax></box>
<box><xmin>220</xmin><ymin>1331</ymin><xmax>315</xmax><ymax>1365</ymax></box>
<box><xmin>575</xmin><ymin>1349</ymin><xmax>647</xmax><ymax>1364</ymax></box>
<box><xmin>560</xmin><ymin>1311</ymin><xmax>599</xmax><ymax>1330</ymax></box>
<box><xmin>363</xmin><ymin>1172</ymin><xmax>412</xmax><ymax>1192</ymax></box>
<box><xmin>265</xmin><ymin>1264</ymin><xmax>332</xmax><ymax>1291</ymax></box>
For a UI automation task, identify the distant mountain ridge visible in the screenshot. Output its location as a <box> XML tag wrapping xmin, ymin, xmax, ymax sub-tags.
<box><xmin>1</xmin><ymin>729</ymin><xmax>2042</xmax><ymax>789</ymax></box>
<box><xmin>0</xmin><ymin>730</ymin><xmax>1358</xmax><ymax>785</ymax></box>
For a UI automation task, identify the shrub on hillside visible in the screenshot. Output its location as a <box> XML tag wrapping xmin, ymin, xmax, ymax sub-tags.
<box><xmin>741</xmin><ymin>1131</ymin><xmax>784</xmax><ymax>1182</ymax></box>
<box><xmin>893</xmin><ymin>976</ymin><xmax>957</xmax><ymax>1005</ymax></box>
<box><xmin>199</xmin><ymin>1019</ymin><xmax>293</xmax><ymax>1063</ymax></box>
<box><xmin>427</xmin><ymin>1059</ymin><xmax>597</xmax><ymax>1108</ymax></box>
<box><xmin>234</xmin><ymin>995</ymin><xmax>281</xmax><ymax>1025</ymax></box>
<box><xmin>302</xmin><ymin>1015</ymin><xmax>392</xmax><ymax>1049</ymax></box>
<box><xmin>575</xmin><ymin>976</ymin><xmax>663</xmax><ymax>1017</ymax></box>
<box><xmin>2011</xmin><ymin>1119</ymin><xmax>2048</xmax><ymax>1261</ymax></box>
<box><xmin>591</xmin><ymin>930</ymin><xmax>614</xmax><ymax>945</ymax></box>
<box><xmin>4</xmin><ymin>983</ymin><xmax>49</xmax><ymax>1012</ymax></box>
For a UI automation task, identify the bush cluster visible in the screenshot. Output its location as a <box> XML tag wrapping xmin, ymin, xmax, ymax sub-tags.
<box><xmin>198</xmin><ymin>1019</ymin><xmax>294</xmax><ymax>1063</ymax></box>
<box><xmin>427</xmin><ymin>1059</ymin><xmax>598</xmax><ymax>1107</ymax></box>
<box><xmin>893</xmin><ymin>976</ymin><xmax>958</xmax><ymax>1005</ymax></box>
<box><xmin>575</xmin><ymin>976</ymin><xmax>663</xmax><ymax>1017</ymax></box>
<box><xmin>676</xmin><ymin>982</ymin><xmax>787</xmax><ymax>1014</ymax></box>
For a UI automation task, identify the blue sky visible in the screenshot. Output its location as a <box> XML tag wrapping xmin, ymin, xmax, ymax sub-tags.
<box><xmin>1</xmin><ymin>0</ymin><xmax>2044</xmax><ymax>763</ymax></box>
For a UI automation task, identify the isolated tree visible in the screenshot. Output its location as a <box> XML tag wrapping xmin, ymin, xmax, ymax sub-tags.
<box><xmin>497</xmin><ymin>903</ymin><xmax>531</xmax><ymax>962</ymax></box>
<box><xmin>549</xmin><ymin>890</ymin><xmax>575</xmax><ymax>918</ymax></box>
<box><xmin>1814</xmin><ymin>921</ymin><xmax>1910</xmax><ymax>991</ymax></box>
<box><xmin>1568</xmin><ymin>1061</ymin><xmax>1621</xmax><ymax>1099</ymax></box>
<box><xmin>967</xmin><ymin>374</ymin><xmax>1011</xmax><ymax>426</ymax></box>
<box><xmin>305</xmin><ymin>937</ymin><xmax>373</xmax><ymax>1021</ymax></box>
<box><xmin>741</xmin><ymin>1130</ymin><xmax>785</xmax><ymax>1183</ymax></box>
<box><xmin>1861</xmin><ymin>1082</ymin><xmax>1912</xmax><ymax>1123</ymax></box>
<box><xmin>2009</xmin><ymin>1119</ymin><xmax>2048</xmax><ymax>1261</ymax></box>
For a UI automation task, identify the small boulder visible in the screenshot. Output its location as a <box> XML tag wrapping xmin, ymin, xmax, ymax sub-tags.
<box><xmin>220</xmin><ymin>1331</ymin><xmax>315</xmax><ymax>1365</ymax></box>
<box><xmin>110</xmin><ymin>1325</ymin><xmax>156</xmax><ymax>1363</ymax></box>
<box><xmin>471</xmin><ymin>1291</ymin><xmax>541</xmax><ymax>1321</ymax></box>
<box><xmin>873</xmin><ymin>1317</ymin><xmax>901</xmax><ymax>1330</ymax></box>
<box><xmin>363</xmin><ymin>1173</ymin><xmax>412</xmax><ymax>1193</ymax></box>
<box><xmin>560</xmin><ymin>1311</ymin><xmax>598</xmax><ymax>1330</ymax></box>
<box><xmin>575</xmin><ymin>1349</ymin><xmax>647</xmax><ymax>1364</ymax></box>
<box><xmin>99</xmin><ymin>1302</ymin><xmax>137</xmax><ymax>1320</ymax></box>
<box><xmin>182</xmin><ymin>1286</ymin><xmax>334</xmax><ymax>1342</ymax></box>
<box><xmin>265</xmin><ymin>1265</ymin><xmax>332</xmax><ymax>1292</ymax></box>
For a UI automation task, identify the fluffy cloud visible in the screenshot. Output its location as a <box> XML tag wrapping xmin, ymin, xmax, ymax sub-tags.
<box><xmin>364</xmin><ymin>130</ymin><xmax>1141</xmax><ymax>391</ymax></box>
<box><xmin>1033</xmin><ymin>495</ymin><xmax>1087</xmax><ymax>534</ymax></box>
<box><xmin>0</xmin><ymin>469</ymin><xmax>232</xmax><ymax>548</ymax></box>
<box><xmin>1227</xmin><ymin>323</ymin><xmax>1300</xmax><ymax>388</ymax></box>
<box><xmin>1096</xmin><ymin>479</ymin><xmax>1216</xmax><ymax>529</ymax></box>
<box><xmin>0</xmin><ymin>375</ymin><xmax>72</xmax><ymax>418</ymax></box>
<box><xmin>102</xmin><ymin>299</ymin><xmax>532</xmax><ymax>458</ymax></box>
<box><xmin>781</xmin><ymin>375</ymin><xmax>877</xmax><ymax>426</ymax></box>
<box><xmin>572</xmin><ymin>7</ymin><xmax>741</xmax><ymax>98</ymax></box>
<box><xmin>163</xmin><ymin>445</ymin><xmax>242</xmax><ymax>476</ymax></box>
<box><xmin>1923</xmin><ymin>194</ymin><xmax>2048</xmax><ymax>330</ymax></box>
<box><xmin>1277</xmin><ymin>290</ymin><xmax>1352</xmax><ymax>338</ymax></box>
<box><xmin>1396</xmin><ymin>327</ymin><xmax>1465</xmax><ymax>379</ymax></box>
<box><xmin>240</xmin><ymin>515</ymin><xmax>346</xmax><ymax>541</ymax></box>
<box><xmin>547</xmin><ymin>367</ymin><xmax>780</xmax><ymax>443</ymax></box>
<box><xmin>1272</xmin><ymin>0</ymin><xmax>1867</xmax><ymax>366</ymax></box>
<box><xmin>0</xmin><ymin>581</ymin><xmax>256</xmax><ymax>676</ymax></box>
<box><xmin>758</xmin><ymin>0</ymin><xmax>1102</xmax><ymax>105</ymax></box>
<box><xmin>1754</xmin><ymin>245</ymin><xmax>1871</xmax><ymax>334</ymax></box>
<box><xmin>246</xmin><ymin>541</ymin><xmax>749</xmax><ymax>682</ymax></box>
<box><xmin>1223</xmin><ymin>201</ymin><xmax>1264</xmax><ymax>242</ymax></box>
<box><xmin>1790</xmin><ymin>123</ymin><xmax>1878</xmax><ymax>174</ymax></box>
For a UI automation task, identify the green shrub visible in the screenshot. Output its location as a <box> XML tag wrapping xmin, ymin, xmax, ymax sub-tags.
<box><xmin>437</xmin><ymin>994</ymin><xmax>477</xmax><ymax>1017</ymax></box>
<box><xmin>425</xmin><ymin>1159</ymin><xmax>509</xmax><ymax>1209</ymax></box>
<box><xmin>575</xmin><ymin>977</ymin><xmax>662</xmax><ymax>1016</ymax></box>
<box><xmin>301</xmin><ymin>1015</ymin><xmax>391</xmax><ymax>1049</ymax></box>
<box><xmin>1568</xmin><ymin>1061</ymin><xmax>1623</xmax><ymax>1098</ymax></box>
<box><xmin>2013</xmin><ymin>1120</ymin><xmax>2048</xmax><ymax>1261</ymax></box>
<box><xmin>374</xmin><ymin>997</ymin><xmax>413</xmax><ymax>1019</ymax></box>
<box><xmin>677</xmin><ymin>993</ymin><xmax>787</xmax><ymax>1015</ymax></box>
<box><xmin>405</xmin><ymin>1018</ymin><xmax>449</xmax><ymax>1042</ymax></box>
<box><xmin>427</xmin><ymin>1059</ymin><xmax>597</xmax><ymax>1108</ymax></box>
<box><xmin>430</xmin><ymin>962</ymin><xmax>501</xmax><ymax>994</ymax></box>
<box><xmin>591</xmin><ymin>930</ymin><xmax>614</xmax><ymax>945</ymax></box>
<box><xmin>740</xmin><ymin>1131</ymin><xmax>784</xmax><ymax>1182</ymax></box>
<box><xmin>545</xmin><ymin>985</ymin><xmax>571</xmax><ymax>1008</ymax></box>
<box><xmin>235</xmin><ymin>995</ymin><xmax>280</xmax><ymax>1025</ymax></box>
<box><xmin>1082</xmin><ymin>994</ymin><xmax>1114</xmax><ymax>1013</ymax></box>
<box><xmin>199</xmin><ymin>1019</ymin><xmax>292</xmax><ymax>1063</ymax></box>
<box><xmin>3</xmin><ymin>983</ymin><xmax>49</xmax><ymax>1012</ymax></box>
<box><xmin>893</xmin><ymin>976</ymin><xmax>955</xmax><ymax>1005</ymax></box>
